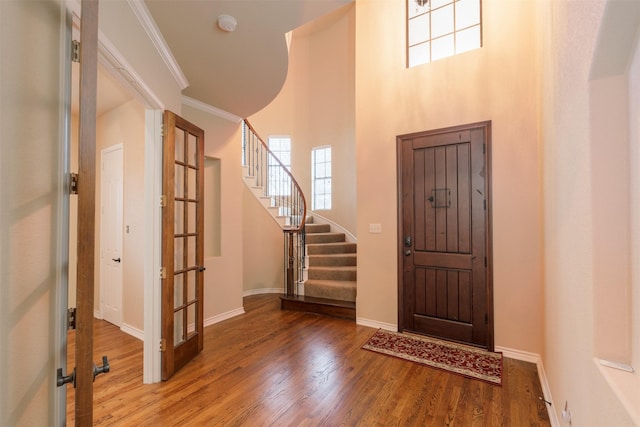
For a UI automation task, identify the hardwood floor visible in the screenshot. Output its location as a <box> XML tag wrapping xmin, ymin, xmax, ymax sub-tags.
<box><xmin>67</xmin><ymin>294</ymin><xmax>550</xmax><ymax>426</ymax></box>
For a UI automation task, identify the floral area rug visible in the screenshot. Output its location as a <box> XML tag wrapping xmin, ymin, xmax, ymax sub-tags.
<box><xmin>362</xmin><ymin>329</ymin><xmax>502</xmax><ymax>385</ymax></box>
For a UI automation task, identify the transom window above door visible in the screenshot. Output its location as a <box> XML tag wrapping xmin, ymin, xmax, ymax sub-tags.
<box><xmin>407</xmin><ymin>0</ymin><xmax>482</xmax><ymax>68</ymax></box>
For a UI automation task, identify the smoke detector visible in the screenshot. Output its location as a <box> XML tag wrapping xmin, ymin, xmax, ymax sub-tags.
<box><xmin>217</xmin><ymin>15</ymin><xmax>237</xmax><ymax>32</ymax></box>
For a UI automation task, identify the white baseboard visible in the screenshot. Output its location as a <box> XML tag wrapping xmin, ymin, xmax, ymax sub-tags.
<box><xmin>356</xmin><ymin>317</ymin><xmax>397</xmax><ymax>331</ymax></box>
<box><xmin>120</xmin><ymin>323</ymin><xmax>144</xmax><ymax>341</ymax></box>
<box><xmin>204</xmin><ymin>307</ymin><xmax>245</xmax><ymax>327</ymax></box>
<box><xmin>243</xmin><ymin>288</ymin><xmax>284</xmax><ymax>297</ymax></box>
<box><xmin>495</xmin><ymin>346</ymin><xmax>559</xmax><ymax>427</ymax></box>
<box><xmin>94</xmin><ymin>310</ymin><xmax>103</xmax><ymax>320</ymax></box>
<box><xmin>495</xmin><ymin>345</ymin><xmax>539</xmax><ymax>364</ymax></box>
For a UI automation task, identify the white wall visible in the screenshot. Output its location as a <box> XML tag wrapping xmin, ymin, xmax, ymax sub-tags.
<box><xmin>0</xmin><ymin>0</ymin><xmax>69</xmax><ymax>424</ymax></box>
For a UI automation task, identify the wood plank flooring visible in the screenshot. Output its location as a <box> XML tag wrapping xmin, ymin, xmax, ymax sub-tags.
<box><xmin>67</xmin><ymin>294</ymin><xmax>550</xmax><ymax>426</ymax></box>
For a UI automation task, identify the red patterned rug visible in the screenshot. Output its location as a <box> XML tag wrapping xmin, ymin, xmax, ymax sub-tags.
<box><xmin>362</xmin><ymin>329</ymin><xmax>502</xmax><ymax>385</ymax></box>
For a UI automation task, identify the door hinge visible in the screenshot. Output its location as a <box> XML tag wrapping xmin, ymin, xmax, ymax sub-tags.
<box><xmin>67</xmin><ymin>307</ymin><xmax>77</xmax><ymax>330</ymax></box>
<box><xmin>160</xmin><ymin>195</ymin><xmax>167</xmax><ymax>208</ymax></box>
<box><xmin>160</xmin><ymin>124</ymin><xmax>166</xmax><ymax>137</ymax></box>
<box><xmin>484</xmin><ymin>256</ymin><xmax>487</xmax><ymax>267</ymax></box>
<box><xmin>160</xmin><ymin>267</ymin><xmax>167</xmax><ymax>279</ymax></box>
<box><xmin>485</xmin><ymin>313</ymin><xmax>489</xmax><ymax>324</ymax></box>
<box><xmin>70</xmin><ymin>173</ymin><xmax>79</xmax><ymax>195</ymax></box>
<box><xmin>483</xmin><ymin>143</ymin><xmax>486</xmax><ymax>154</ymax></box>
<box><xmin>72</xmin><ymin>40</ymin><xmax>80</xmax><ymax>63</ymax></box>
<box><xmin>483</xmin><ymin>199</ymin><xmax>486</xmax><ymax>210</ymax></box>
<box><xmin>160</xmin><ymin>338</ymin><xmax>167</xmax><ymax>352</ymax></box>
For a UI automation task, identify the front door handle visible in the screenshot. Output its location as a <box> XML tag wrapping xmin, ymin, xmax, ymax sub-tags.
<box><xmin>112</xmin><ymin>257</ymin><xmax>121</xmax><ymax>263</ymax></box>
<box><xmin>404</xmin><ymin>250</ymin><xmax>412</xmax><ymax>256</ymax></box>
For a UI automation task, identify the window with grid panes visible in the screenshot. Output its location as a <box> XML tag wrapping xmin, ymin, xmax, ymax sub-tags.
<box><xmin>408</xmin><ymin>0</ymin><xmax>482</xmax><ymax>68</ymax></box>
<box><xmin>312</xmin><ymin>146</ymin><xmax>332</xmax><ymax>210</ymax></box>
<box><xmin>268</xmin><ymin>136</ymin><xmax>291</xmax><ymax>196</ymax></box>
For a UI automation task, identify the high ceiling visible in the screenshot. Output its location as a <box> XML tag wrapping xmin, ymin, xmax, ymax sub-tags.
<box><xmin>143</xmin><ymin>0</ymin><xmax>352</xmax><ymax>118</ymax></box>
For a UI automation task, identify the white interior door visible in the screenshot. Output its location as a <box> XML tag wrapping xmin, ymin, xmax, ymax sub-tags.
<box><xmin>101</xmin><ymin>144</ymin><xmax>123</xmax><ymax>326</ymax></box>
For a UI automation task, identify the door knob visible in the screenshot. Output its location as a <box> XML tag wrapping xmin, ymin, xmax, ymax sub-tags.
<box><xmin>112</xmin><ymin>257</ymin><xmax>121</xmax><ymax>263</ymax></box>
<box><xmin>198</xmin><ymin>266</ymin><xmax>206</xmax><ymax>272</ymax></box>
<box><xmin>93</xmin><ymin>355</ymin><xmax>110</xmax><ymax>381</ymax></box>
<box><xmin>404</xmin><ymin>250</ymin><xmax>412</xmax><ymax>256</ymax></box>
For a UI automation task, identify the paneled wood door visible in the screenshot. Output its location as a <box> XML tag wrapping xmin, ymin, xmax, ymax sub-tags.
<box><xmin>398</xmin><ymin>122</ymin><xmax>493</xmax><ymax>349</ymax></box>
<box><xmin>161</xmin><ymin>110</ymin><xmax>205</xmax><ymax>380</ymax></box>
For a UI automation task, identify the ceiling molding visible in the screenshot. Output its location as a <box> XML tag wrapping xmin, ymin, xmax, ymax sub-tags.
<box><xmin>127</xmin><ymin>0</ymin><xmax>189</xmax><ymax>90</ymax></box>
<box><xmin>182</xmin><ymin>96</ymin><xmax>243</xmax><ymax>123</ymax></box>
<box><xmin>68</xmin><ymin>0</ymin><xmax>164</xmax><ymax>110</ymax></box>
<box><xmin>98</xmin><ymin>32</ymin><xmax>164</xmax><ymax>110</ymax></box>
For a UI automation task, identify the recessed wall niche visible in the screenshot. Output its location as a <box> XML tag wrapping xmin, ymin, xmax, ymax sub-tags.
<box><xmin>204</xmin><ymin>157</ymin><xmax>221</xmax><ymax>257</ymax></box>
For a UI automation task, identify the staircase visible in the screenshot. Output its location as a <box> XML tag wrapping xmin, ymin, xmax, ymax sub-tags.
<box><xmin>281</xmin><ymin>216</ymin><xmax>357</xmax><ymax>320</ymax></box>
<box><xmin>242</xmin><ymin>119</ymin><xmax>356</xmax><ymax>320</ymax></box>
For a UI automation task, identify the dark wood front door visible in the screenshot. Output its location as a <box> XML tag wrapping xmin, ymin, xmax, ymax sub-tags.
<box><xmin>398</xmin><ymin>122</ymin><xmax>493</xmax><ymax>350</ymax></box>
<box><xmin>161</xmin><ymin>110</ymin><xmax>205</xmax><ymax>380</ymax></box>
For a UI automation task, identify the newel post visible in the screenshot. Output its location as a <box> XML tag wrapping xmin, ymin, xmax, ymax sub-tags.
<box><xmin>285</xmin><ymin>231</ymin><xmax>295</xmax><ymax>296</ymax></box>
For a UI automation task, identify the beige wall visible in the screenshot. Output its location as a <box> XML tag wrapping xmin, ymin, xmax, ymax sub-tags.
<box><xmin>181</xmin><ymin>106</ymin><xmax>246</xmax><ymax>317</ymax></box>
<box><xmin>182</xmin><ymin>105</ymin><xmax>285</xmax><ymax>299</ymax></box>
<box><xmin>630</xmin><ymin>23</ymin><xmax>640</xmax><ymax>378</ymax></box>
<box><xmin>242</xmin><ymin>186</ymin><xmax>286</xmax><ymax>292</ymax></box>
<box><xmin>95</xmin><ymin>99</ymin><xmax>146</xmax><ymax>331</ymax></box>
<box><xmin>99</xmin><ymin>1</ymin><xmax>183</xmax><ymax>113</ymax></box>
<box><xmin>0</xmin><ymin>0</ymin><xmax>68</xmax><ymax>424</ymax></box>
<box><xmin>354</xmin><ymin>0</ymin><xmax>543</xmax><ymax>353</ymax></box>
<box><xmin>540</xmin><ymin>1</ymin><xmax>637</xmax><ymax>424</ymax></box>
<box><xmin>249</xmin><ymin>5</ymin><xmax>357</xmax><ymax>235</ymax></box>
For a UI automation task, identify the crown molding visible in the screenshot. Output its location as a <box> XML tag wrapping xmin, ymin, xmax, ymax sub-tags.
<box><xmin>68</xmin><ymin>0</ymin><xmax>164</xmax><ymax>109</ymax></box>
<box><xmin>98</xmin><ymin>32</ymin><xmax>164</xmax><ymax>110</ymax></box>
<box><xmin>127</xmin><ymin>0</ymin><xmax>189</xmax><ymax>90</ymax></box>
<box><xmin>182</xmin><ymin>96</ymin><xmax>243</xmax><ymax>123</ymax></box>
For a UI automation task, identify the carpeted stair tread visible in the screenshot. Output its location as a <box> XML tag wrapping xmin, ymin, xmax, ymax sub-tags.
<box><xmin>308</xmin><ymin>266</ymin><xmax>357</xmax><ymax>281</ymax></box>
<box><xmin>305</xmin><ymin>223</ymin><xmax>331</xmax><ymax>233</ymax></box>
<box><xmin>308</xmin><ymin>253</ymin><xmax>357</xmax><ymax>267</ymax></box>
<box><xmin>305</xmin><ymin>232</ymin><xmax>346</xmax><ymax>244</ymax></box>
<box><xmin>307</xmin><ymin>242</ymin><xmax>357</xmax><ymax>254</ymax></box>
<box><xmin>305</xmin><ymin>279</ymin><xmax>356</xmax><ymax>302</ymax></box>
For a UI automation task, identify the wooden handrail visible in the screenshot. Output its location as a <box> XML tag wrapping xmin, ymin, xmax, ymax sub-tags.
<box><xmin>242</xmin><ymin>119</ymin><xmax>307</xmax><ymax>233</ymax></box>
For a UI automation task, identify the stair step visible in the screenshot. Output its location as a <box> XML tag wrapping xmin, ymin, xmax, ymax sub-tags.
<box><xmin>304</xmin><ymin>279</ymin><xmax>356</xmax><ymax>302</ymax></box>
<box><xmin>308</xmin><ymin>253</ymin><xmax>357</xmax><ymax>267</ymax></box>
<box><xmin>305</xmin><ymin>223</ymin><xmax>330</xmax><ymax>234</ymax></box>
<box><xmin>307</xmin><ymin>242</ymin><xmax>357</xmax><ymax>255</ymax></box>
<box><xmin>306</xmin><ymin>232</ymin><xmax>345</xmax><ymax>244</ymax></box>
<box><xmin>308</xmin><ymin>266</ymin><xmax>356</xmax><ymax>281</ymax></box>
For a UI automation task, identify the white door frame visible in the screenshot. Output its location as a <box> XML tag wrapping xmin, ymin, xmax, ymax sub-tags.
<box><xmin>74</xmin><ymin>11</ymin><xmax>164</xmax><ymax>383</ymax></box>
<box><xmin>99</xmin><ymin>143</ymin><xmax>124</xmax><ymax>325</ymax></box>
<box><xmin>143</xmin><ymin>109</ymin><xmax>163</xmax><ymax>383</ymax></box>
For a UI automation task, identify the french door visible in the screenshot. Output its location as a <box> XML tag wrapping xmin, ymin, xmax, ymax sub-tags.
<box><xmin>161</xmin><ymin>110</ymin><xmax>205</xmax><ymax>380</ymax></box>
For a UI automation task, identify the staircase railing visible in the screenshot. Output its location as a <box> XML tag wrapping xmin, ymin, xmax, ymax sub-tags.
<box><xmin>242</xmin><ymin>119</ymin><xmax>307</xmax><ymax>296</ymax></box>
